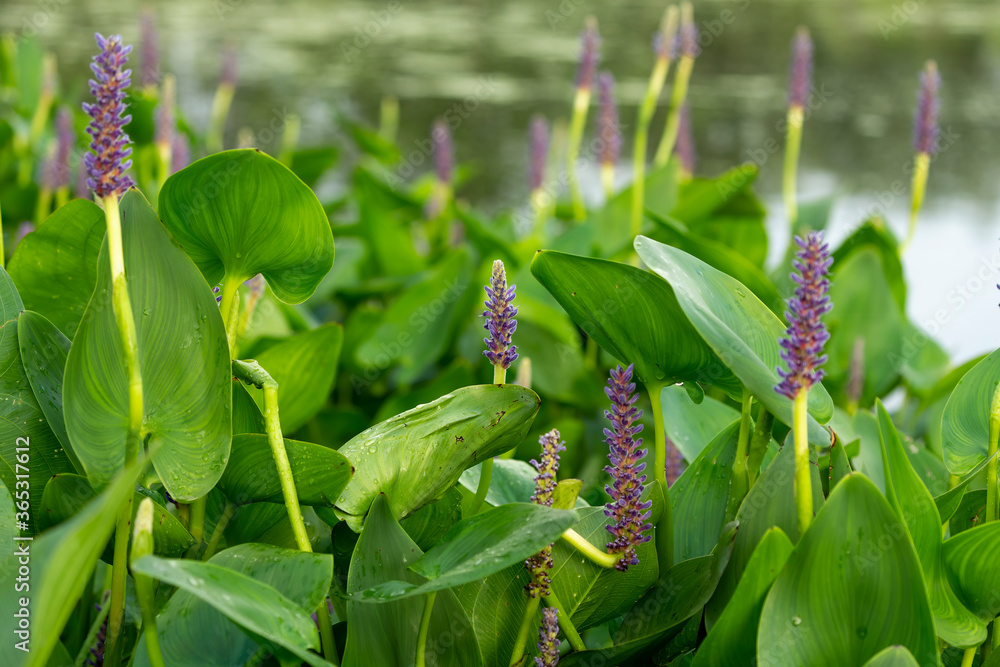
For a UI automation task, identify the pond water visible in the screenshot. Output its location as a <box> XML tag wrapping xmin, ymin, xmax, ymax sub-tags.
<box><xmin>4</xmin><ymin>0</ymin><xmax>999</xmax><ymax>363</ymax></box>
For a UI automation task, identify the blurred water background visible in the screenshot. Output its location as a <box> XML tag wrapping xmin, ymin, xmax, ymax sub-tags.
<box><xmin>3</xmin><ymin>0</ymin><xmax>999</xmax><ymax>364</ymax></box>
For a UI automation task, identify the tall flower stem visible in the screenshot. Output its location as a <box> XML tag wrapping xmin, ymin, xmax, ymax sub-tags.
<box><xmin>793</xmin><ymin>389</ymin><xmax>812</xmax><ymax>534</ymax></box>
<box><xmin>560</xmin><ymin>528</ymin><xmax>619</xmax><ymax>569</ymax></box>
<box><xmin>202</xmin><ymin>499</ymin><xmax>237</xmax><ymax>561</ymax></box>
<box><xmin>415</xmin><ymin>591</ymin><xmax>437</xmax><ymax>667</ymax></box>
<box><xmin>132</xmin><ymin>499</ymin><xmax>166</xmax><ymax>667</ymax></box>
<box><xmin>207</xmin><ymin>84</ymin><xmax>235</xmax><ymax>153</ymax></box>
<box><xmin>188</xmin><ymin>496</ymin><xmax>207</xmax><ymax>544</ymax></box>
<box><xmin>782</xmin><ymin>27</ymin><xmax>813</xmax><ymax>230</ymax></box>
<box><xmin>543</xmin><ymin>592</ymin><xmax>585</xmax><ymax>652</ymax></box>
<box><xmin>902</xmin><ymin>61</ymin><xmax>940</xmax><ymax>254</ymax></box>
<box><xmin>232</xmin><ymin>359</ymin><xmax>339</xmax><ymax>665</ymax></box>
<box><xmin>782</xmin><ymin>107</ymin><xmax>804</xmax><ymax>228</ymax></box>
<box><xmin>747</xmin><ymin>406</ymin><xmax>773</xmax><ymax>488</ymax></box>
<box><xmin>726</xmin><ymin>387</ymin><xmax>753</xmax><ymax>520</ymax></box>
<box><xmin>566</xmin><ymin>87</ymin><xmax>591</xmax><ymax>222</ymax></box>
<box><xmin>649</xmin><ymin>384</ymin><xmax>674</xmax><ymax>572</ymax></box>
<box><xmin>219</xmin><ymin>277</ymin><xmax>241</xmax><ymax>354</ymax></box>
<box><xmin>986</xmin><ymin>380</ymin><xmax>1000</xmax><ymax>525</ymax></box>
<box><xmin>509</xmin><ymin>595</ymin><xmax>541</xmax><ymax>667</ymax></box>
<box><xmin>653</xmin><ymin>2</ymin><xmax>696</xmax><ymax>168</ymax></box>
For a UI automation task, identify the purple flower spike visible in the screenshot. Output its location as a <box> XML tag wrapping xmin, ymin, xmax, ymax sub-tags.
<box><xmin>82</xmin><ymin>33</ymin><xmax>135</xmax><ymax>200</ymax></box>
<box><xmin>603</xmin><ymin>364</ymin><xmax>653</xmax><ymax>572</ymax></box>
<box><xmin>664</xmin><ymin>437</ymin><xmax>686</xmax><ymax>487</ymax></box>
<box><xmin>775</xmin><ymin>231</ymin><xmax>832</xmax><ymax>399</ymax></box>
<box><xmin>530</xmin><ymin>429</ymin><xmax>566</xmax><ymax>507</ymax></box>
<box><xmin>598</xmin><ymin>72</ymin><xmax>621</xmax><ymax>167</ymax></box>
<box><xmin>674</xmin><ymin>102</ymin><xmax>696</xmax><ymax>175</ymax></box>
<box><xmin>432</xmin><ymin>119</ymin><xmax>453</xmax><ymax>184</ymax></box>
<box><xmin>913</xmin><ymin>60</ymin><xmax>940</xmax><ymax>155</ymax></box>
<box><xmin>140</xmin><ymin>7</ymin><xmax>159</xmax><ymax>87</ymax></box>
<box><xmin>42</xmin><ymin>108</ymin><xmax>74</xmax><ymax>190</ymax></box>
<box><xmin>155</xmin><ymin>81</ymin><xmax>174</xmax><ymax>148</ymax></box>
<box><xmin>221</xmin><ymin>44</ymin><xmax>238</xmax><ymax>88</ymax></box>
<box><xmin>575</xmin><ymin>17</ymin><xmax>600</xmax><ymax>91</ymax></box>
<box><xmin>673</xmin><ymin>4</ymin><xmax>699</xmax><ymax>59</ymax></box>
<box><xmin>172</xmin><ymin>133</ymin><xmax>190</xmax><ymax>173</ymax></box>
<box><xmin>534</xmin><ymin>607</ymin><xmax>560</xmax><ymax>667</ymax></box>
<box><xmin>482</xmin><ymin>260</ymin><xmax>518</xmax><ymax>371</ymax></box>
<box><xmin>788</xmin><ymin>27</ymin><xmax>813</xmax><ymax>110</ymax></box>
<box><xmin>528</xmin><ymin>115</ymin><xmax>548</xmax><ymax>192</ymax></box>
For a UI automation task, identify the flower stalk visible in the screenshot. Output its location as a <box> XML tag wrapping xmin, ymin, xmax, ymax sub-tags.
<box><xmin>653</xmin><ymin>2</ymin><xmax>697</xmax><ymax>168</ymax></box>
<box><xmin>207</xmin><ymin>44</ymin><xmax>238</xmax><ymax>152</ymax></box>
<box><xmin>903</xmin><ymin>60</ymin><xmax>940</xmax><ymax>253</ymax></box>
<box><xmin>597</xmin><ymin>72</ymin><xmax>621</xmax><ymax>199</ymax></box>
<box><xmin>782</xmin><ymin>27</ymin><xmax>813</xmax><ymax>229</ymax></box>
<box><xmin>131</xmin><ymin>498</ymin><xmax>165</xmax><ymax>667</ymax></box>
<box><xmin>567</xmin><ymin>16</ymin><xmax>600</xmax><ymax>221</ymax></box>
<box><xmin>528</xmin><ymin>115</ymin><xmax>551</xmax><ymax>233</ymax></box>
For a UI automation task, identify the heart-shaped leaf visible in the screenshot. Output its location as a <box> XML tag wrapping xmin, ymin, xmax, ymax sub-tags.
<box><xmin>454</xmin><ymin>563</ymin><xmax>537</xmax><ymax>667</ymax></box>
<box><xmin>335</xmin><ymin>384</ymin><xmax>540</xmax><ymax>531</ymax></box>
<box><xmin>217</xmin><ymin>434</ymin><xmax>353</xmax><ymax>507</ymax></box>
<box><xmin>861</xmin><ymin>647</ymin><xmax>921</xmax><ymax>667</ymax></box>
<box><xmin>158</xmin><ymin>149</ymin><xmax>334</xmax><ymax>304</ymax></box>
<box><xmin>942</xmin><ymin>521</ymin><xmax>1000</xmax><ymax>622</ymax></box>
<box><xmin>634</xmin><ymin>235</ymin><xmax>833</xmax><ymax>444</ymax></box>
<box><xmin>933</xmin><ymin>454</ymin><xmax>995</xmax><ymax>524</ymax></box>
<box><xmin>7</xmin><ymin>199</ymin><xmax>105</xmax><ymax>338</ymax></box>
<box><xmin>758</xmin><ymin>474</ymin><xmax>938</xmax><ymax>666</ymax></box>
<box><xmin>63</xmin><ymin>190</ymin><xmax>232</xmax><ymax>500</ymax></box>
<box><xmin>941</xmin><ymin>347</ymin><xmax>1000</xmax><ymax>475</ymax></box>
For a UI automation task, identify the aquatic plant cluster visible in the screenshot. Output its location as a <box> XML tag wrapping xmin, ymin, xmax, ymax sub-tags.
<box><xmin>0</xmin><ymin>3</ymin><xmax>996</xmax><ymax>667</ymax></box>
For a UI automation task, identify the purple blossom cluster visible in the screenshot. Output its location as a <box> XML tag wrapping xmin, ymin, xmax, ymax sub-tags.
<box><xmin>86</xmin><ymin>602</ymin><xmax>108</xmax><ymax>666</ymax></box>
<box><xmin>432</xmin><ymin>119</ymin><xmax>453</xmax><ymax>184</ymax></box>
<box><xmin>525</xmin><ymin>429</ymin><xmax>565</xmax><ymax>598</ymax></box>
<box><xmin>597</xmin><ymin>72</ymin><xmax>621</xmax><ymax>167</ymax></box>
<box><xmin>535</xmin><ymin>607</ymin><xmax>561</xmax><ymax>667</ymax></box>
<box><xmin>913</xmin><ymin>61</ymin><xmax>940</xmax><ymax>155</ymax></box>
<box><xmin>674</xmin><ymin>102</ymin><xmax>696</xmax><ymax>175</ymax></box>
<box><xmin>140</xmin><ymin>8</ymin><xmax>159</xmax><ymax>87</ymax></box>
<box><xmin>788</xmin><ymin>27</ymin><xmax>813</xmax><ymax>110</ymax></box>
<box><xmin>529</xmin><ymin>115</ymin><xmax>549</xmax><ymax>192</ymax></box>
<box><xmin>664</xmin><ymin>437</ymin><xmax>686</xmax><ymax>487</ymax></box>
<box><xmin>42</xmin><ymin>108</ymin><xmax>74</xmax><ymax>190</ymax></box>
<box><xmin>82</xmin><ymin>33</ymin><xmax>135</xmax><ymax>199</ymax></box>
<box><xmin>603</xmin><ymin>364</ymin><xmax>653</xmax><ymax>572</ymax></box>
<box><xmin>775</xmin><ymin>231</ymin><xmax>832</xmax><ymax>399</ymax></box>
<box><xmin>575</xmin><ymin>18</ymin><xmax>600</xmax><ymax>90</ymax></box>
<box><xmin>482</xmin><ymin>260</ymin><xmax>518</xmax><ymax>371</ymax></box>
<box><xmin>673</xmin><ymin>9</ymin><xmax>699</xmax><ymax>59</ymax></box>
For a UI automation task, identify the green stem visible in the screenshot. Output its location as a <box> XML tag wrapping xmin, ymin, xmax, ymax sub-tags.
<box><xmin>653</xmin><ymin>55</ymin><xmax>694</xmax><ymax>168</ymax></box>
<box><xmin>631</xmin><ymin>55</ymin><xmax>671</xmax><ymax>238</ymax></box>
<box><xmin>509</xmin><ymin>595</ymin><xmax>542</xmax><ymax>667</ymax></box>
<box><xmin>793</xmin><ymin>389</ymin><xmax>813</xmax><ymax>535</ymax></box>
<box><xmin>961</xmin><ymin>646</ymin><xmax>976</xmax><ymax>667</ymax></box>
<box><xmin>202</xmin><ymin>499</ymin><xmax>237</xmax><ymax>561</ymax></box>
<box><xmin>988</xmin><ymin>383</ymin><xmax>1000</xmax><ymax>650</ymax></box>
<box><xmin>747</xmin><ymin>406</ymin><xmax>773</xmax><ymax>488</ymax></box>
<box><xmin>415</xmin><ymin>591</ymin><xmax>438</xmax><ymax>667</ymax></box>
<box><xmin>36</xmin><ymin>186</ymin><xmax>51</xmax><ymax>226</ymax></box>
<box><xmin>219</xmin><ymin>277</ymin><xmax>241</xmax><ymax>357</ymax></box>
<box><xmin>188</xmin><ymin>496</ymin><xmax>207</xmax><ymax>544</ymax></box>
<box><xmin>105</xmin><ymin>495</ymin><xmax>133</xmax><ymax>667</ymax></box>
<box><xmin>472</xmin><ymin>363</ymin><xmax>507</xmax><ymax>513</ymax></box>
<box><xmin>566</xmin><ymin>87</ymin><xmax>591</xmax><ymax>222</ymax></box>
<box><xmin>902</xmin><ymin>151</ymin><xmax>930</xmax><ymax>254</ymax></box>
<box><xmin>560</xmin><ymin>528</ymin><xmax>618</xmax><ymax>569</ymax></box>
<box><xmin>543</xmin><ymin>591</ymin><xmax>585</xmax><ymax>652</ymax></box>
<box><xmin>134</xmin><ymin>575</ymin><xmax>164</xmax><ymax>667</ymax></box>
<box><xmin>726</xmin><ymin>388</ymin><xmax>753</xmax><ymax>521</ymax></box>
<box><xmin>207</xmin><ymin>83</ymin><xmax>235</xmax><ymax>153</ymax></box>
<box><xmin>649</xmin><ymin>384</ymin><xmax>674</xmax><ymax>572</ymax></box>
<box><xmin>782</xmin><ymin>106</ymin><xmax>804</xmax><ymax>229</ymax></box>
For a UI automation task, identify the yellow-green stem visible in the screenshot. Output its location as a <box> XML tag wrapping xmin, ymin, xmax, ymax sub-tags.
<box><xmin>601</xmin><ymin>162</ymin><xmax>614</xmax><ymax>200</ymax></box>
<box><xmin>747</xmin><ymin>407</ymin><xmax>773</xmax><ymax>488</ymax></box>
<box><xmin>726</xmin><ymin>388</ymin><xmax>753</xmax><ymax>521</ymax></box>
<box><xmin>631</xmin><ymin>55</ymin><xmax>671</xmax><ymax>238</ymax></box>
<box><xmin>509</xmin><ymin>595</ymin><xmax>542</xmax><ymax>667</ymax></box>
<box><xmin>783</xmin><ymin>106</ymin><xmax>804</xmax><ymax>229</ymax></box>
<box><xmin>105</xmin><ymin>495</ymin><xmax>133</xmax><ymax>667</ymax></box>
<box><xmin>207</xmin><ymin>83</ymin><xmax>235</xmax><ymax>153</ymax></box>
<box><xmin>219</xmin><ymin>277</ymin><xmax>241</xmax><ymax>356</ymax></box>
<box><xmin>471</xmin><ymin>459</ymin><xmax>494</xmax><ymax>515</ymax></box>
<box><xmin>653</xmin><ymin>55</ymin><xmax>694</xmax><ymax>168</ymax></box>
<box><xmin>36</xmin><ymin>187</ymin><xmax>51</xmax><ymax>225</ymax></box>
<box><xmin>560</xmin><ymin>528</ymin><xmax>619</xmax><ymax>569</ymax></box>
<box><xmin>649</xmin><ymin>384</ymin><xmax>674</xmax><ymax>572</ymax></box>
<box><xmin>379</xmin><ymin>95</ymin><xmax>400</xmax><ymax>144</ymax></box>
<box><xmin>543</xmin><ymin>591</ymin><xmax>585</xmax><ymax>652</ymax></box>
<box><xmin>188</xmin><ymin>496</ymin><xmax>207</xmax><ymax>544</ymax></box>
<box><xmin>55</xmin><ymin>186</ymin><xmax>69</xmax><ymax>210</ymax></box>
<box><xmin>793</xmin><ymin>389</ymin><xmax>813</xmax><ymax>535</ymax></box>
<box><xmin>202</xmin><ymin>500</ymin><xmax>237</xmax><ymax>561</ymax></box>
<box><xmin>961</xmin><ymin>646</ymin><xmax>976</xmax><ymax>667</ymax></box>
<box><xmin>902</xmin><ymin>151</ymin><xmax>930</xmax><ymax>254</ymax></box>
<box><xmin>566</xmin><ymin>87</ymin><xmax>591</xmax><ymax>222</ymax></box>
<box><xmin>415</xmin><ymin>591</ymin><xmax>437</xmax><ymax>667</ymax></box>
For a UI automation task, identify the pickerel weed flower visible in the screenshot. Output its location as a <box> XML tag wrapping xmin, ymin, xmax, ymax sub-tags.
<box><xmin>525</xmin><ymin>429</ymin><xmax>565</xmax><ymax>598</ymax></box>
<box><xmin>913</xmin><ymin>60</ymin><xmax>940</xmax><ymax>155</ymax></box>
<box><xmin>140</xmin><ymin>7</ymin><xmax>159</xmax><ymax>87</ymax></box>
<box><xmin>42</xmin><ymin>108</ymin><xmax>74</xmax><ymax>190</ymax></box>
<box><xmin>528</xmin><ymin>115</ymin><xmax>548</xmax><ymax>192</ymax></box>
<box><xmin>221</xmin><ymin>43</ymin><xmax>238</xmax><ymax>88</ymax></box>
<box><xmin>535</xmin><ymin>607</ymin><xmax>560</xmax><ymax>667</ymax></box>
<box><xmin>788</xmin><ymin>27</ymin><xmax>813</xmax><ymax>110</ymax></box>
<box><xmin>86</xmin><ymin>601</ymin><xmax>108</xmax><ymax>666</ymax></box>
<box><xmin>673</xmin><ymin>3</ymin><xmax>699</xmax><ymax>59</ymax></box>
<box><xmin>674</xmin><ymin>102</ymin><xmax>696</xmax><ymax>176</ymax></box>
<box><xmin>775</xmin><ymin>231</ymin><xmax>832</xmax><ymax>399</ymax></box>
<box><xmin>83</xmin><ymin>33</ymin><xmax>135</xmax><ymax>199</ymax></box>
<box><xmin>604</xmin><ymin>364</ymin><xmax>653</xmax><ymax>572</ymax></box>
<box><xmin>432</xmin><ymin>119</ymin><xmax>453</xmax><ymax>184</ymax></box>
<box><xmin>598</xmin><ymin>72</ymin><xmax>621</xmax><ymax>167</ymax></box>
<box><xmin>575</xmin><ymin>17</ymin><xmax>600</xmax><ymax>91</ymax></box>
<box><xmin>664</xmin><ymin>437</ymin><xmax>686</xmax><ymax>487</ymax></box>
<box><xmin>482</xmin><ymin>260</ymin><xmax>518</xmax><ymax>371</ymax></box>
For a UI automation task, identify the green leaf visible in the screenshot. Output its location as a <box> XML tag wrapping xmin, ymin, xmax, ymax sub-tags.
<box><xmin>454</xmin><ymin>564</ymin><xmax>535</xmax><ymax>667</ymax></box>
<box><xmin>343</xmin><ymin>494</ymin><xmax>481</xmax><ymax>667</ymax></box>
<box><xmin>942</xmin><ymin>521</ymin><xmax>1000</xmax><ymax>622</ymax></box>
<box><xmin>588</xmin><ymin>162</ymin><xmax>678</xmax><ymax>257</ymax></box>
<box><xmin>0</xmin><ymin>461</ymin><xmax>142</xmax><ymax>667</ymax></box>
<box><xmin>671</xmin><ymin>420</ymin><xmax>740</xmax><ymax>562</ymax></box>
<box><xmin>949</xmin><ymin>489</ymin><xmax>987</xmax><ymax>537</ymax></box>
<box><xmin>861</xmin><ymin>647</ymin><xmax>921</xmax><ymax>667</ymax></box>
<box><xmin>350</xmin><ymin>503</ymin><xmax>578</xmax><ymax>601</ymax></box>
<box><xmin>660</xmin><ymin>384</ymin><xmax>740</xmax><ymax>462</ymax></box>
<box><xmin>63</xmin><ymin>190</ymin><xmax>232</xmax><ymax>500</ymax></box>
<box><xmin>217</xmin><ymin>434</ymin><xmax>352</xmax><ymax>506</ymax></box>
<box><xmin>934</xmin><ymin>453</ymin><xmax>996</xmax><ymax>524</ymax></box>
<box><xmin>289</xmin><ymin>146</ymin><xmax>339</xmax><ymax>187</ymax></box>
<box><xmin>831</xmin><ymin>220</ymin><xmax>906</xmax><ymax>310</ymax></box>
<box><xmin>400</xmin><ymin>486</ymin><xmax>464</xmax><ymax>551</ymax></box>
<box><xmin>8</xmin><ymin>197</ymin><xmax>105</xmax><ymax>338</ymax></box>
<box><xmin>758</xmin><ymin>474</ymin><xmax>938</xmax><ymax>666</ymax></box>
<box><xmin>0</xmin><ymin>269</ymin><xmax>76</xmax><ymax>523</ymax></box>
<box><xmin>133</xmin><ymin>545</ymin><xmax>333</xmax><ymax>667</ymax></box>
<box><xmin>159</xmin><ymin>149</ymin><xmax>334</xmax><ymax>304</ymax></box>
<box><xmin>876</xmin><ymin>400</ymin><xmax>986</xmax><ymax>647</ymax></box>
<box><xmin>634</xmin><ymin>235</ymin><xmax>833</xmax><ymax>444</ymax></box>
<box><xmin>17</xmin><ymin>311</ymin><xmax>80</xmax><ymax>473</ymax></box>
<box><xmin>691</xmin><ymin>528</ymin><xmax>794</xmax><ymax>667</ymax></box>
<box><xmin>244</xmin><ymin>323</ymin><xmax>343</xmax><ymax>434</ymax></box>
<box><xmin>941</xmin><ymin>347</ymin><xmax>1000</xmax><ymax>475</ymax></box>
<box><xmin>459</xmin><ymin>458</ymin><xmax>537</xmax><ymax>507</ymax></box>
<box><xmin>529</xmin><ymin>249</ymin><xmax>741</xmax><ymax>395</ymax></box>
<box><xmin>38</xmin><ymin>473</ymin><xmax>194</xmax><ymax>558</ymax></box>
<box><xmin>335</xmin><ymin>384</ymin><xmax>539</xmax><ymax>531</ymax></box>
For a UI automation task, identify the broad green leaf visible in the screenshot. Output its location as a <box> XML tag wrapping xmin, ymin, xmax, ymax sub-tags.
<box><xmin>233</xmin><ymin>380</ymin><xmax>266</xmax><ymax>434</ymax></box>
<box><xmin>17</xmin><ymin>311</ymin><xmax>80</xmax><ymax>473</ymax></box>
<box><xmin>0</xmin><ymin>461</ymin><xmax>142</xmax><ymax>667</ymax></box>
<box><xmin>454</xmin><ymin>563</ymin><xmax>536</xmax><ymax>667</ymax></box>
<box><xmin>289</xmin><ymin>146</ymin><xmax>339</xmax><ymax>187</ymax></box>
<box><xmin>831</xmin><ymin>220</ymin><xmax>906</xmax><ymax>310</ymax></box>
<box><xmin>400</xmin><ymin>486</ymin><xmax>463</xmax><ymax>551</ymax></box>
<box><xmin>343</xmin><ymin>494</ymin><xmax>481</xmax><ymax>667</ymax></box>
<box><xmin>217</xmin><ymin>434</ymin><xmax>352</xmax><ymax>507</ymax></box>
<box><xmin>942</xmin><ymin>522</ymin><xmax>1000</xmax><ymax>622</ymax></box>
<box><xmin>660</xmin><ymin>384</ymin><xmax>740</xmax><ymax>462</ymax></box>
<box><xmin>588</xmin><ymin>162</ymin><xmax>678</xmax><ymax>257</ymax></box>
<box><xmin>876</xmin><ymin>401</ymin><xmax>986</xmax><ymax>647</ymax></box>
<box><xmin>934</xmin><ymin>453</ymin><xmax>996</xmax><ymax>524</ymax></box>
<box><xmin>349</xmin><ymin>503</ymin><xmax>578</xmax><ymax>601</ymax></box>
<box><xmin>245</xmin><ymin>323</ymin><xmax>343</xmax><ymax>434</ymax></box>
<box><xmin>459</xmin><ymin>458</ymin><xmax>537</xmax><ymax>507</ymax></box>
<box><xmin>38</xmin><ymin>473</ymin><xmax>193</xmax><ymax>558</ymax></box>
<box><xmin>63</xmin><ymin>190</ymin><xmax>232</xmax><ymax>500</ymax></box>
<box><xmin>0</xmin><ymin>483</ymin><xmax>14</xmax><ymax>560</ymax></box>
<box><xmin>671</xmin><ymin>420</ymin><xmax>740</xmax><ymax>562</ymax></box>
<box><xmin>949</xmin><ymin>489</ymin><xmax>986</xmax><ymax>537</ymax></box>
<box><xmin>353</xmin><ymin>168</ymin><xmax>424</xmax><ymax>277</ymax></box>
<box><xmin>335</xmin><ymin>384</ymin><xmax>540</xmax><ymax>531</ymax></box>
<box><xmin>530</xmin><ymin>249</ymin><xmax>741</xmax><ymax>395</ymax></box>
<box><xmin>7</xmin><ymin>199</ymin><xmax>105</xmax><ymax>338</ymax></box>
<box><xmin>862</xmin><ymin>647</ymin><xmax>921</xmax><ymax>667</ymax></box>
<box><xmin>0</xmin><ymin>269</ymin><xmax>76</xmax><ymax>522</ymax></box>
<box><xmin>159</xmin><ymin>149</ymin><xmax>334</xmax><ymax>303</ymax></box>
<box><xmin>758</xmin><ymin>474</ymin><xmax>938</xmax><ymax>666</ymax></box>
<box><xmin>941</xmin><ymin>347</ymin><xmax>1000</xmax><ymax>475</ymax></box>
<box><xmin>132</xmin><ymin>548</ymin><xmax>332</xmax><ymax>667</ymax></box>
<box><xmin>691</xmin><ymin>528</ymin><xmax>793</xmax><ymax>667</ymax></box>
<box><xmin>634</xmin><ymin>235</ymin><xmax>833</xmax><ymax>445</ymax></box>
